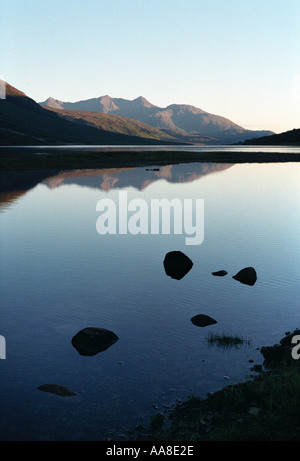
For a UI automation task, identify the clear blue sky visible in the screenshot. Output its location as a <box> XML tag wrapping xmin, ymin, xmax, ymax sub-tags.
<box><xmin>1</xmin><ymin>0</ymin><xmax>300</xmax><ymax>133</ymax></box>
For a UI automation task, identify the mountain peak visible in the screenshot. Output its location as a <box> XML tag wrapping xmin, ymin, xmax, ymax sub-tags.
<box><xmin>99</xmin><ymin>94</ymin><xmax>112</xmax><ymax>101</ymax></box>
<box><xmin>98</xmin><ymin>95</ymin><xmax>119</xmax><ymax>112</ymax></box>
<box><xmin>132</xmin><ymin>96</ymin><xmax>156</xmax><ymax>108</ymax></box>
<box><xmin>40</xmin><ymin>97</ymin><xmax>65</xmax><ymax>109</ymax></box>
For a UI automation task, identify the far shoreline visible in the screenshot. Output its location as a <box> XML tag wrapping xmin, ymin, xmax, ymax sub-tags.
<box><xmin>1</xmin><ymin>146</ymin><xmax>300</xmax><ymax>171</ymax></box>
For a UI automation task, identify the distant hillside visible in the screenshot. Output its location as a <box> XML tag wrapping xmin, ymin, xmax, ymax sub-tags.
<box><xmin>237</xmin><ymin>128</ymin><xmax>300</xmax><ymax>146</ymax></box>
<box><xmin>45</xmin><ymin>107</ymin><xmax>177</xmax><ymax>142</ymax></box>
<box><xmin>0</xmin><ymin>81</ymin><xmax>181</xmax><ymax>146</ymax></box>
<box><xmin>41</xmin><ymin>95</ymin><xmax>274</xmax><ymax>144</ymax></box>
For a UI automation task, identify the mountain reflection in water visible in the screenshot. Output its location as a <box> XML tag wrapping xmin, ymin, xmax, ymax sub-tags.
<box><xmin>0</xmin><ymin>162</ymin><xmax>232</xmax><ymax>211</ymax></box>
<box><xmin>43</xmin><ymin>163</ymin><xmax>232</xmax><ymax>192</ymax></box>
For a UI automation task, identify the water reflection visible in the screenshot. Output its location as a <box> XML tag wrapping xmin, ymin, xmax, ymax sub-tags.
<box><xmin>0</xmin><ymin>163</ymin><xmax>232</xmax><ymax>213</ymax></box>
<box><xmin>0</xmin><ymin>170</ymin><xmax>60</xmax><ymax>212</ymax></box>
<box><xmin>43</xmin><ymin>163</ymin><xmax>232</xmax><ymax>192</ymax></box>
<box><xmin>0</xmin><ymin>163</ymin><xmax>232</xmax><ymax>214</ymax></box>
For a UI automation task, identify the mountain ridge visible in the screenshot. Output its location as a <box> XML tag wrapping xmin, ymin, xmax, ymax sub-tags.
<box><xmin>0</xmin><ymin>81</ymin><xmax>182</xmax><ymax>146</ymax></box>
<box><xmin>40</xmin><ymin>94</ymin><xmax>274</xmax><ymax>144</ymax></box>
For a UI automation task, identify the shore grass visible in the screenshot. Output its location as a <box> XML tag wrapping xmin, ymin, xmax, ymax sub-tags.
<box><xmin>129</xmin><ymin>331</ymin><xmax>300</xmax><ymax>441</ymax></box>
<box><xmin>155</xmin><ymin>368</ymin><xmax>300</xmax><ymax>441</ymax></box>
<box><xmin>1</xmin><ymin>148</ymin><xmax>300</xmax><ymax>171</ymax></box>
<box><xmin>132</xmin><ymin>367</ymin><xmax>300</xmax><ymax>441</ymax></box>
<box><xmin>206</xmin><ymin>332</ymin><xmax>252</xmax><ymax>349</ymax></box>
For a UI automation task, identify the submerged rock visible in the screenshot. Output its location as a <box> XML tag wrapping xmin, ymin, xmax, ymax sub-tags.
<box><xmin>163</xmin><ymin>251</ymin><xmax>193</xmax><ymax>280</ymax></box>
<box><xmin>71</xmin><ymin>327</ymin><xmax>119</xmax><ymax>356</ymax></box>
<box><xmin>232</xmin><ymin>267</ymin><xmax>257</xmax><ymax>286</ymax></box>
<box><xmin>212</xmin><ymin>270</ymin><xmax>227</xmax><ymax>277</ymax></box>
<box><xmin>191</xmin><ymin>314</ymin><xmax>217</xmax><ymax>327</ymax></box>
<box><xmin>37</xmin><ymin>384</ymin><xmax>76</xmax><ymax>397</ymax></box>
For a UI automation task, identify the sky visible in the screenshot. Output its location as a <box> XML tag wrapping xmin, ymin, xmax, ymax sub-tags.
<box><xmin>1</xmin><ymin>0</ymin><xmax>300</xmax><ymax>133</ymax></box>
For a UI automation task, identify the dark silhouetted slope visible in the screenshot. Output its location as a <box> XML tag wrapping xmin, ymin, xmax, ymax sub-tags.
<box><xmin>237</xmin><ymin>128</ymin><xmax>300</xmax><ymax>146</ymax></box>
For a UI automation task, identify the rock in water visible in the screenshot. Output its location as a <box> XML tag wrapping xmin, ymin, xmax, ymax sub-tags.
<box><xmin>37</xmin><ymin>384</ymin><xmax>76</xmax><ymax>396</ymax></box>
<box><xmin>163</xmin><ymin>251</ymin><xmax>193</xmax><ymax>280</ymax></box>
<box><xmin>212</xmin><ymin>270</ymin><xmax>227</xmax><ymax>277</ymax></box>
<box><xmin>261</xmin><ymin>329</ymin><xmax>300</xmax><ymax>368</ymax></box>
<box><xmin>191</xmin><ymin>314</ymin><xmax>217</xmax><ymax>327</ymax></box>
<box><xmin>71</xmin><ymin>327</ymin><xmax>119</xmax><ymax>356</ymax></box>
<box><xmin>232</xmin><ymin>267</ymin><xmax>257</xmax><ymax>286</ymax></box>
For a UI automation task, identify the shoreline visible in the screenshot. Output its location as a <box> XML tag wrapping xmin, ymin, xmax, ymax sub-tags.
<box><xmin>1</xmin><ymin>149</ymin><xmax>300</xmax><ymax>172</ymax></box>
<box><xmin>129</xmin><ymin>329</ymin><xmax>300</xmax><ymax>441</ymax></box>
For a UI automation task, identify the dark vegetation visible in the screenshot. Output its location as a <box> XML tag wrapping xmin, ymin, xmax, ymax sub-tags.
<box><xmin>1</xmin><ymin>148</ymin><xmax>300</xmax><ymax>172</ymax></box>
<box><xmin>129</xmin><ymin>330</ymin><xmax>300</xmax><ymax>441</ymax></box>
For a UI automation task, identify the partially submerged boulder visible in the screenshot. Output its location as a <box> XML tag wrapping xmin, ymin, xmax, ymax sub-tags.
<box><xmin>261</xmin><ymin>329</ymin><xmax>300</xmax><ymax>368</ymax></box>
<box><xmin>37</xmin><ymin>384</ymin><xmax>76</xmax><ymax>397</ymax></box>
<box><xmin>232</xmin><ymin>267</ymin><xmax>257</xmax><ymax>286</ymax></box>
<box><xmin>212</xmin><ymin>270</ymin><xmax>227</xmax><ymax>277</ymax></box>
<box><xmin>191</xmin><ymin>314</ymin><xmax>217</xmax><ymax>327</ymax></box>
<box><xmin>72</xmin><ymin>327</ymin><xmax>119</xmax><ymax>356</ymax></box>
<box><xmin>163</xmin><ymin>251</ymin><xmax>193</xmax><ymax>280</ymax></box>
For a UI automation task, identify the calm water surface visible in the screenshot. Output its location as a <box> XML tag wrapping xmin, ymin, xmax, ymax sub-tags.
<box><xmin>3</xmin><ymin>144</ymin><xmax>300</xmax><ymax>154</ymax></box>
<box><xmin>0</xmin><ymin>160</ymin><xmax>299</xmax><ymax>440</ymax></box>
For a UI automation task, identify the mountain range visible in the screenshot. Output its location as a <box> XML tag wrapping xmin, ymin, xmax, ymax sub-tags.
<box><xmin>0</xmin><ymin>81</ymin><xmax>178</xmax><ymax>146</ymax></box>
<box><xmin>40</xmin><ymin>94</ymin><xmax>274</xmax><ymax>144</ymax></box>
<box><xmin>2</xmin><ymin>81</ymin><xmax>298</xmax><ymax>147</ymax></box>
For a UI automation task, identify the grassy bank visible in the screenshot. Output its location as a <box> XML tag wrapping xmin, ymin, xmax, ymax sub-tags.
<box><xmin>130</xmin><ymin>330</ymin><xmax>300</xmax><ymax>441</ymax></box>
<box><xmin>1</xmin><ymin>148</ymin><xmax>300</xmax><ymax>171</ymax></box>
